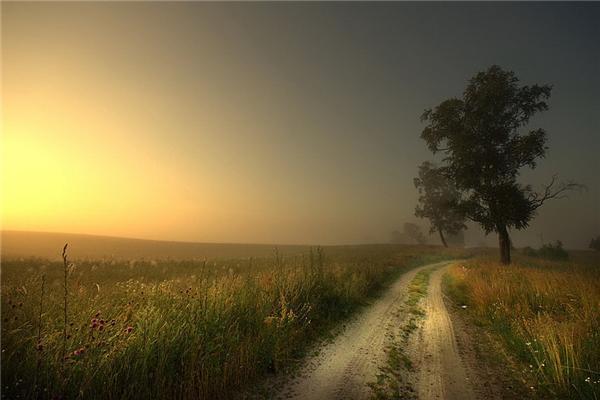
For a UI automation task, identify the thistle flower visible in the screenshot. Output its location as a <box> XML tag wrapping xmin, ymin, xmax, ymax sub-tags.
<box><xmin>73</xmin><ymin>347</ymin><xmax>85</xmax><ymax>356</ymax></box>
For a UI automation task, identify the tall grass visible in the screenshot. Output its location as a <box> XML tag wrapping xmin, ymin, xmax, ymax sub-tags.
<box><xmin>444</xmin><ymin>254</ymin><xmax>600</xmax><ymax>399</ymax></box>
<box><xmin>1</xmin><ymin>245</ymin><xmax>461</xmax><ymax>399</ymax></box>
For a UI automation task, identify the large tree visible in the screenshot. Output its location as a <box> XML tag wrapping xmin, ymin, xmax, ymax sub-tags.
<box><xmin>420</xmin><ymin>65</ymin><xmax>582</xmax><ymax>264</ymax></box>
<box><xmin>414</xmin><ymin>161</ymin><xmax>466</xmax><ymax>247</ymax></box>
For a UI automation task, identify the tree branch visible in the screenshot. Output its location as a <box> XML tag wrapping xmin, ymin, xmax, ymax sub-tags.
<box><xmin>529</xmin><ymin>175</ymin><xmax>586</xmax><ymax>210</ymax></box>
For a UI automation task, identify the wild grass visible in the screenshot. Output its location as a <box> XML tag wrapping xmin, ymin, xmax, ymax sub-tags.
<box><xmin>444</xmin><ymin>253</ymin><xmax>600</xmax><ymax>399</ymax></box>
<box><xmin>1</xmin><ymin>244</ymin><xmax>462</xmax><ymax>399</ymax></box>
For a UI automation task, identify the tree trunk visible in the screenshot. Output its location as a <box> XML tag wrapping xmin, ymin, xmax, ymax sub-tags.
<box><xmin>438</xmin><ymin>228</ymin><xmax>448</xmax><ymax>248</ymax></box>
<box><xmin>498</xmin><ymin>225</ymin><xmax>511</xmax><ymax>265</ymax></box>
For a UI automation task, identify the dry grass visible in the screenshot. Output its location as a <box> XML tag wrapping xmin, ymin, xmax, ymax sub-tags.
<box><xmin>444</xmin><ymin>253</ymin><xmax>600</xmax><ymax>399</ymax></box>
<box><xmin>1</xmin><ymin>244</ymin><xmax>464</xmax><ymax>399</ymax></box>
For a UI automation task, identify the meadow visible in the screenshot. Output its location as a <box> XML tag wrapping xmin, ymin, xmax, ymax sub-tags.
<box><xmin>444</xmin><ymin>252</ymin><xmax>600</xmax><ymax>400</ymax></box>
<box><xmin>1</xmin><ymin>244</ymin><xmax>462</xmax><ymax>399</ymax></box>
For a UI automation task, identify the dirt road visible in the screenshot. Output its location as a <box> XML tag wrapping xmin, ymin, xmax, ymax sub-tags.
<box><xmin>411</xmin><ymin>266</ymin><xmax>477</xmax><ymax>400</ymax></box>
<box><xmin>272</xmin><ymin>260</ymin><xmax>481</xmax><ymax>400</ymax></box>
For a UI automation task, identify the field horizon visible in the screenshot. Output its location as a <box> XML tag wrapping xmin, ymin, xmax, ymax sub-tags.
<box><xmin>1</xmin><ymin>230</ymin><xmax>316</xmax><ymax>260</ymax></box>
<box><xmin>1</xmin><ymin>230</ymin><xmax>444</xmax><ymax>260</ymax></box>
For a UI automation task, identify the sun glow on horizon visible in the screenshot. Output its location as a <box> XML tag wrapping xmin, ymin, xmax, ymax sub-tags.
<box><xmin>1</xmin><ymin>109</ymin><xmax>203</xmax><ymax>238</ymax></box>
<box><xmin>2</xmin><ymin>2</ymin><xmax>597</xmax><ymax>247</ymax></box>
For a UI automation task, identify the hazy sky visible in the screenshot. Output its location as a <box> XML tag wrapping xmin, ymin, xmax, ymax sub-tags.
<box><xmin>2</xmin><ymin>2</ymin><xmax>599</xmax><ymax>248</ymax></box>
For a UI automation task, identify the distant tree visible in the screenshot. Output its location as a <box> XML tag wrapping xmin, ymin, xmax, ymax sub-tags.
<box><xmin>590</xmin><ymin>236</ymin><xmax>600</xmax><ymax>251</ymax></box>
<box><xmin>446</xmin><ymin>230</ymin><xmax>465</xmax><ymax>247</ymax></box>
<box><xmin>403</xmin><ymin>223</ymin><xmax>427</xmax><ymax>245</ymax></box>
<box><xmin>414</xmin><ymin>161</ymin><xmax>466</xmax><ymax>247</ymax></box>
<box><xmin>420</xmin><ymin>65</ymin><xmax>583</xmax><ymax>264</ymax></box>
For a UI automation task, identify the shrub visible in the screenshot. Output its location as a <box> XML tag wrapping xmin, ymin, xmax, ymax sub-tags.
<box><xmin>521</xmin><ymin>241</ymin><xmax>569</xmax><ymax>261</ymax></box>
<box><xmin>537</xmin><ymin>240</ymin><xmax>569</xmax><ymax>261</ymax></box>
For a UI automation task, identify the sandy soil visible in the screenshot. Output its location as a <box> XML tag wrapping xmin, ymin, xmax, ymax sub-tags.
<box><xmin>410</xmin><ymin>266</ymin><xmax>477</xmax><ymax>400</ymax></box>
<box><xmin>272</xmin><ymin>261</ymin><xmax>451</xmax><ymax>400</ymax></box>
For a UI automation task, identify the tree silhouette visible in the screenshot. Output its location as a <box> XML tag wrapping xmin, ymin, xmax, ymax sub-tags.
<box><xmin>446</xmin><ymin>230</ymin><xmax>465</xmax><ymax>247</ymax></box>
<box><xmin>403</xmin><ymin>223</ymin><xmax>427</xmax><ymax>245</ymax></box>
<box><xmin>414</xmin><ymin>161</ymin><xmax>466</xmax><ymax>247</ymax></box>
<box><xmin>420</xmin><ymin>65</ymin><xmax>583</xmax><ymax>264</ymax></box>
<box><xmin>590</xmin><ymin>236</ymin><xmax>600</xmax><ymax>251</ymax></box>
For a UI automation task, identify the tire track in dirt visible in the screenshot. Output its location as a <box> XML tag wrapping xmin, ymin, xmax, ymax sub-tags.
<box><xmin>410</xmin><ymin>266</ymin><xmax>477</xmax><ymax>400</ymax></box>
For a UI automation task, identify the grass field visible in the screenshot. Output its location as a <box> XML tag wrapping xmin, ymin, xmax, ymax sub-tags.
<box><xmin>444</xmin><ymin>252</ymin><xmax>600</xmax><ymax>400</ymax></box>
<box><xmin>1</xmin><ymin>244</ymin><xmax>463</xmax><ymax>399</ymax></box>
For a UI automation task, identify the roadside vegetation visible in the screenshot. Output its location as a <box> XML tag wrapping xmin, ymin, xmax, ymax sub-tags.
<box><xmin>444</xmin><ymin>253</ymin><xmax>600</xmax><ymax>399</ymax></box>
<box><xmin>1</xmin><ymin>244</ymin><xmax>463</xmax><ymax>400</ymax></box>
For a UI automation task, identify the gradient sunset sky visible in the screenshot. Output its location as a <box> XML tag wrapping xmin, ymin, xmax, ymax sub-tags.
<box><xmin>2</xmin><ymin>2</ymin><xmax>598</xmax><ymax>247</ymax></box>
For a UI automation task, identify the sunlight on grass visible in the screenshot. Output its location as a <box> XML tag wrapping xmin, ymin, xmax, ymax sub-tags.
<box><xmin>444</xmin><ymin>255</ymin><xmax>600</xmax><ymax>399</ymax></box>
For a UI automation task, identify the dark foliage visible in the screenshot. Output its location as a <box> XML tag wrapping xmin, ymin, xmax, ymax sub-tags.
<box><xmin>522</xmin><ymin>241</ymin><xmax>569</xmax><ymax>261</ymax></box>
<box><xmin>420</xmin><ymin>65</ymin><xmax>583</xmax><ymax>264</ymax></box>
<box><xmin>403</xmin><ymin>223</ymin><xmax>427</xmax><ymax>245</ymax></box>
<box><xmin>414</xmin><ymin>161</ymin><xmax>466</xmax><ymax>247</ymax></box>
<box><xmin>590</xmin><ymin>236</ymin><xmax>600</xmax><ymax>251</ymax></box>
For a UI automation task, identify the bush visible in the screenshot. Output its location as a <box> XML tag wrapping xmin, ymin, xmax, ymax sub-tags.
<box><xmin>521</xmin><ymin>241</ymin><xmax>569</xmax><ymax>261</ymax></box>
<box><xmin>537</xmin><ymin>240</ymin><xmax>569</xmax><ymax>260</ymax></box>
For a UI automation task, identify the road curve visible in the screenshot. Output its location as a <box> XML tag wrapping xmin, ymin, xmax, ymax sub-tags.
<box><xmin>274</xmin><ymin>261</ymin><xmax>453</xmax><ymax>400</ymax></box>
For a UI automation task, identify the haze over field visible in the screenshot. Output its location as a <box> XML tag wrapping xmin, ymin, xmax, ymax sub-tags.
<box><xmin>2</xmin><ymin>3</ymin><xmax>599</xmax><ymax>400</ymax></box>
<box><xmin>2</xmin><ymin>3</ymin><xmax>599</xmax><ymax>248</ymax></box>
<box><xmin>0</xmin><ymin>230</ymin><xmax>313</xmax><ymax>260</ymax></box>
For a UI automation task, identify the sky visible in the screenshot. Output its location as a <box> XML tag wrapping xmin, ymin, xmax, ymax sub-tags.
<box><xmin>2</xmin><ymin>2</ymin><xmax>599</xmax><ymax>248</ymax></box>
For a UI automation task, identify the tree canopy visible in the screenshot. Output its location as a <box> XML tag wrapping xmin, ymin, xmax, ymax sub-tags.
<box><xmin>414</xmin><ymin>161</ymin><xmax>466</xmax><ymax>247</ymax></box>
<box><xmin>420</xmin><ymin>65</ymin><xmax>582</xmax><ymax>264</ymax></box>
